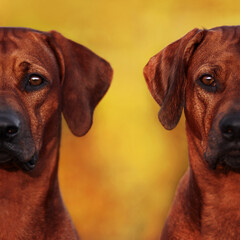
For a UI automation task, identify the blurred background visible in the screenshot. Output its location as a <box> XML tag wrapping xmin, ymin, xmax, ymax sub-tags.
<box><xmin>1</xmin><ymin>0</ymin><xmax>240</xmax><ymax>239</ymax></box>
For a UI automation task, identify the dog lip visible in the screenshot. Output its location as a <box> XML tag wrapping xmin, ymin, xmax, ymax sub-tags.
<box><xmin>21</xmin><ymin>153</ymin><xmax>38</xmax><ymax>171</ymax></box>
<box><xmin>206</xmin><ymin>147</ymin><xmax>240</xmax><ymax>170</ymax></box>
<box><xmin>0</xmin><ymin>150</ymin><xmax>14</xmax><ymax>163</ymax></box>
<box><xmin>0</xmin><ymin>146</ymin><xmax>38</xmax><ymax>171</ymax></box>
<box><xmin>225</xmin><ymin>148</ymin><xmax>240</xmax><ymax>157</ymax></box>
<box><xmin>217</xmin><ymin>149</ymin><xmax>240</xmax><ymax>169</ymax></box>
<box><xmin>228</xmin><ymin>150</ymin><xmax>240</xmax><ymax>157</ymax></box>
<box><xmin>224</xmin><ymin>159</ymin><xmax>240</xmax><ymax>169</ymax></box>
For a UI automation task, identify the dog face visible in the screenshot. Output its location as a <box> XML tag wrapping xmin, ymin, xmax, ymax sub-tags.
<box><xmin>144</xmin><ymin>26</ymin><xmax>240</xmax><ymax>171</ymax></box>
<box><xmin>186</xmin><ymin>27</ymin><xmax>240</xmax><ymax>170</ymax></box>
<box><xmin>0</xmin><ymin>28</ymin><xmax>112</xmax><ymax>171</ymax></box>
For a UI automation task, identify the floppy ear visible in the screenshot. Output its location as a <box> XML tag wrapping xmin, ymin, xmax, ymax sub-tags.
<box><xmin>143</xmin><ymin>28</ymin><xmax>206</xmax><ymax>130</ymax></box>
<box><xmin>47</xmin><ymin>31</ymin><xmax>113</xmax><ymax>136</ymax></box>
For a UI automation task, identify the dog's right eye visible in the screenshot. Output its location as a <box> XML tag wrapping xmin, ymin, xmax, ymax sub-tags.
<box><xmin>200</xmin><ymin>75</ymin><xmax>216</xmax><ymax>87</ymax></box>
<box><xmin>24</xmin><ymin>73</ymin><xmax>47</xmax><ymax>92</ymax></box>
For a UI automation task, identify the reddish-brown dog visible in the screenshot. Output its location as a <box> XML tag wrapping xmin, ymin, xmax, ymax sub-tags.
<box><xmin>144</xmin><ymin>26</ymin><xmax>240</xmax><ymax>239</ymax></box>
<box><xmin>0</xmin><ymin>28</ymin><xmax>112</xmax><ymax>239</ymax></box>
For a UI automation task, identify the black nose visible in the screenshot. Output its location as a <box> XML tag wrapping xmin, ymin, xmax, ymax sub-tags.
<box><xmin>0</xmin><ymin>112</ymin><xmax>20</xmax><ymax>140</ymax></box>
<box><xmin>219</xmin><ymin>114</ymin><xmax>240</xmax><ymax>141</ymax></box>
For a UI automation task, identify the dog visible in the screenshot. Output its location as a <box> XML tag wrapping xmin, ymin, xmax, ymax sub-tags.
<box><xmin>144</xmin><ymin>26</ymin><xmax>240</xmax><ymax>239</ymax></box>
<box><xmin>0</xmin><ymin>27</ymin><xmax>112</xmax><ymax>239</ymax></box>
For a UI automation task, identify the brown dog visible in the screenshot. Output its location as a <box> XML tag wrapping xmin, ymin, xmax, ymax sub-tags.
<box><xmin>144</xmin><ymin>26</ymin><xmax>240</xmax><ymax>239</ymax></box>
<box><xmin>0</xmin><ymin>27</ymin><xmax>112</xmax><ymax>239</ymax></box>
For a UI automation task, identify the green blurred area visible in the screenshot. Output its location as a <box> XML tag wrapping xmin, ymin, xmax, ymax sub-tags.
<box><xmin>1</xmin><ymin>0</ymin><xmax>240</xmax><ymax>239</ymax></box>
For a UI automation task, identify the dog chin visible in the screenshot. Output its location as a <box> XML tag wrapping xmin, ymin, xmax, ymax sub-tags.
<box><xmin>205</xmin><ymin>150</ymin><xmax>240</xmax><ymax>172</ymax></box>
<box><xmin>220</xmin><ymin>154</ymin><xmax>240</xmax><ymax>170</ymax></box>
<box><xmin>0</xmin><ymin>151</ymin><xmax>14</xmax><ymax>163</ymax></box>
<box><xmin>0</xmin><ymin>151</ymin><xmax>38</xmax><ymax>171</ymax></box>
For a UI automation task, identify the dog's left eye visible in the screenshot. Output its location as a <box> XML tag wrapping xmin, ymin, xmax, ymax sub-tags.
<box><xmin>24</xmin><ymin>74</ymin><xmax>47</xmax><ymax>92</ymax></box>
<box><xmin>28</xmin><ymin>75</ymin><xmax>44</xmax><ymax>86</ymax></box>
<box><xmin>200</xmin><ymin>75</ymin><xmax>216</xmax><ymax>87</ymax></box>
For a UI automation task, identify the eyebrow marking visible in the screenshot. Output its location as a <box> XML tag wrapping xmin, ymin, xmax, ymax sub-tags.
<box><xmin>19</xmin><ymin>61</ymin><xmax>30</xmax><ymax>72</ymax></box>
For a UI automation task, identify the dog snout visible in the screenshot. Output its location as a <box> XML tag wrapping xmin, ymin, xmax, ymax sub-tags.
<box><xmin>219</xmin><ymin>114</ymin><xmax>240</xmax><ymax>141</ymax></box>
<box><xmin>0</xmin><ymin>112</ymin><xmax>20</xmax><ymax>141</ymax></box>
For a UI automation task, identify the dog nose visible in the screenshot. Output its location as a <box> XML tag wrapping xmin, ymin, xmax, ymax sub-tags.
<box><xmin>0</xmin><ymin>112</ymin><xmax>20</xmax><ymax>140</ymax></box>
<box><xmin>219</xmin><ymin>114</ymin><xmax>240</xmax><ymax>141</ymax></box>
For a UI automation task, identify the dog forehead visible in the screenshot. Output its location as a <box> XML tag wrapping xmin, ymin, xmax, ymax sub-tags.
<box><xmin>0</xmin><ymin>28</ymin><xmax>56</xmax><ymax>61</ymax></box>
<box><xmin>201</xmin><ymin>27</ymin><xmax>240</xmax><ymax>54</ymax></box>
<box><xmin>0</xmin><ymin>28</ymin><xmax>58</xmax><ymax>75</ymax></box>
<box><xmin>0</xmin><ymin>28</ymin><xmax>42</xmax><ymax>50</ymax></box>
<box><xmin>188</xmin><ymin>27</ymin><xmax>240</xmax><ymax>72</ymax></box>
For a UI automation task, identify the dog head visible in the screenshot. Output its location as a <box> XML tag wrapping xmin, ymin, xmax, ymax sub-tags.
<box><xmin>0</xmin><ymin>27</ymin><xmax>112</xmax><ymax>171</ymax></box>
<box><xmin>144</xmin><ymin>26</ymin><xmax>240</xmax><ymax>171</ymax></box>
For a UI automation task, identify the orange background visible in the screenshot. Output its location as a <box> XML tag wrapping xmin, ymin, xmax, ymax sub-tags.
<box><xmin>1</xmin><ymin>0</ymin><xmax>240</xmax><ymax>239</ymax></box>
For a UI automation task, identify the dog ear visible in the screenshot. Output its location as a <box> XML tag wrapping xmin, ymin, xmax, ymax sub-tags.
<box><xmin>47</xmin><ymin>31</ymin><xmax>113</xmax><ymax>136</ymax></box>
<box><xmin>143</xmin><ymin>28</ymin><xmax>206</xmax><ymax>130</ymax></box>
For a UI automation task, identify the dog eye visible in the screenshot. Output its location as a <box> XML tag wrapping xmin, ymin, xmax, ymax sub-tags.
<box><xmin>24</xmin><ymin>74</ymin><xmax>47</xmax><ymax>92</ymax></box>
<box><xmin>28</xmin><ymin>75</ymin><xmax>44</xmax><ymax>86</ymax></box>
<box><xmin>200</xmin><ymin>75</ymin><xmax>216</xmax><ymax>87</ymax></box>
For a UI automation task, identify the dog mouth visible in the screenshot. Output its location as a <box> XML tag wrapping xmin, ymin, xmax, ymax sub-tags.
<box><xmin>219</xmin><ymin>149</ymin><xmax>240</xmax><ymax>169</ymax></box>
<box><xmin>227</xmin><ymin>149</ymin><xmax>240</xmax><ymax>158</ymax></box>
<box><xmin>0</xmin><ymin>149</ymin><xmax>38</xmax><ymax>171</ymax></box>
<box><xmin>205</xmin><ymin>146</ymin><xmax>240</xmax><ymax>171</ymax></box>
<box><xmin>0</xmin><ymin>150</ymin><xmax>14</xmax><ymax>163</ymax></box>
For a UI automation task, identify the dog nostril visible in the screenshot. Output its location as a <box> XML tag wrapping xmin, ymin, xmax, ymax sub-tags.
<box><xmin>219</xmin><ymin>115</ymin><xmax>240</xmax><ymax>141</ymax></box>
<box><xmin>222</xmin><ymin>127</ymin><xmax>234</xmax><ymax>140</ymax></box>
<box><xmin>0</xmin><ymin>113</ymin><xmax>21</xmax><ymax>140</ymax></box>
<box><xmin>6</xmin><ymin>126</ymin><xmax>19</xmax><ymax>135</ymax></box>
<box><xmin>225</xmin><ymin>128</ymin><xmax>233</xmax><ymax>134</ymax></box>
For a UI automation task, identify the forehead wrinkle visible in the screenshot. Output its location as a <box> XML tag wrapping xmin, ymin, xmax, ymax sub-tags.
<box><xmin>209</xmin><ymin>28</ymin><xmax>240</xmax><ymax>55</ymax></box>
<box><xmin>14</xmin><ymin>59</ymin><xmax>52</xmax><ymax>83</ymax></box>
<box><xmin>0</xmin><ymin>30</ymin><xmax>18</xmax><ymax>54</ymax></box>
<box><xmin>191</xmin><ymin>36</ymin><xmax>240</xmax><ymax>72</ymax></box>
<box><xmin>19</xmin><ymin>61</ymin><xmax>30</xmax><ymax>72</ymax></box>
<box><xmin>220</xmin><ymin>27</ymin><xmax>240</xmax><ymax>43</ymax></box>
<box><xmin>29</xmin><ymin>41</ymin><xmax>55</xmax><ymax>67</ymax></box>
<box><xmin>12</xmin><ymin>60</ymin><xmax>30</xmax><ymax>80</ymax></box>
<box><xmin>0</xmin><ymin>28</ymin><xmax>56</xmax><ymax>69</ymax></box>
<box><xmin>19</xmin><ymin>40</ymin><xmax>55</xmax><ymax>69</ymax></box>
<box><xmin>13</xmin><ymin>52</ymin><xmax>46</xmax><ymax>69</ymax></box>
<box><xmin>0</xmin><ymin>29</ymin><xmax>58</xmax><ymax>84</ymax></box>
<box><xmin>0</xmin><ymin>30</ymin><xmax>49</xmax><ymax>65</ymax></box>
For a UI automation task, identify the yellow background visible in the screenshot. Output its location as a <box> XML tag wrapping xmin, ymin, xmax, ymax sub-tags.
<box><xmin>0</xmin><ymin>0</ymin><xmax>239</xmax><ymax>239</ymax></box>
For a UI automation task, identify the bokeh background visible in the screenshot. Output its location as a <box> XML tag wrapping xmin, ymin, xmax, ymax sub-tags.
<box><xmin>1</xmin><ymin>0</ymin><xmax>240</xmax><ymax>239</ymax></box>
